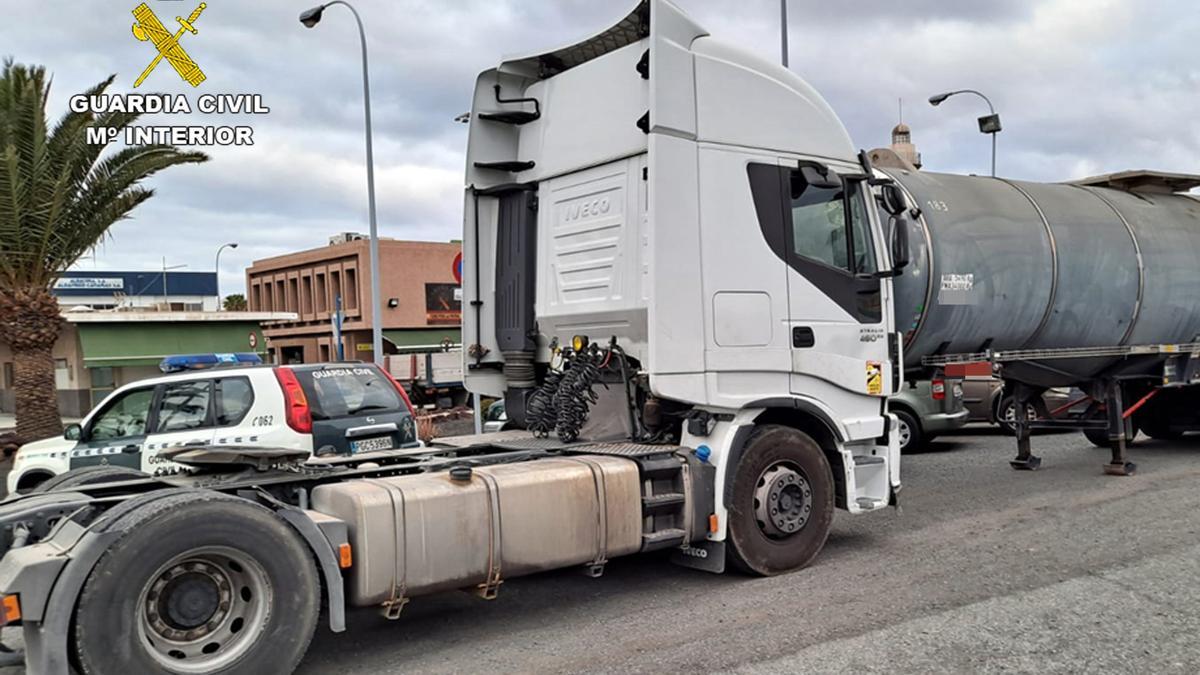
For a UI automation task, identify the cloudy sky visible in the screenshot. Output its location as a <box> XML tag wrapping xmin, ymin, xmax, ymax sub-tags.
<box><xmin>3</xmin><ymin>0</ymin><xmax>1198</xmax><ymax>296</ymax></box>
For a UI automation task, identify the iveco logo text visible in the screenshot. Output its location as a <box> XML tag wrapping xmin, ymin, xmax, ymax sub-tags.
<box><xmin>563</xmin><ymin>198</ymin><xmax>611</xmax><ymax>222</ymax></box>
<box><xmin>680</xmin><ymin>545</ymin><xmax>708</xmax><ymax>559</ymax></box>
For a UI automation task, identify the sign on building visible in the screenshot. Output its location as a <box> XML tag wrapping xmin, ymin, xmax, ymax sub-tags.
<box><xmin>54</xmin><ymin>277</ymin><xmax>125</xmax><ymax>291</ymax></box>
<box><xmin>425</xmin><ymin>283</ymin><xmax>462</xmax><ymax>326</ymax></box>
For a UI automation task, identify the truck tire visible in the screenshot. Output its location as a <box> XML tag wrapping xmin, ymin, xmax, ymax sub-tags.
<box><xmin>1138</xmin><ymin>414</ymin><xmax>1183</xmax><ymax>441</ymax></box>
<box><xmin>71</xmin><ymin>490</ymin><xmax>319</xmax><ymax>675</ymax></box>
<box><xmin>33</xmin><ymin>466</ymin><xmax>147</xmax><ymax>493</ymax></box>
<box><xmin>893</xmin><ymin>408</ymin><xmax>924</xmax><ymax>453</ymax></box>
<box><xmin>726</xmin><ymin>425</ymin><xmax>834</xmax><ymax>576</ymax></box>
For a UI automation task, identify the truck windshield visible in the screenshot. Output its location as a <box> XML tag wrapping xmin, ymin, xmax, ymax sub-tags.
<box><xmin>295</xmin><ymin>366</ymin><xmax>405</xmax><ymax>420</ymax></box>
<box><xmin>790</xmin><ymin>176</ymin><xmax>876</xmax><ymax>274</ymax></box>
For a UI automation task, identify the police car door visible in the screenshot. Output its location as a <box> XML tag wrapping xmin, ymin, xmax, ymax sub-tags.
<box><xmin>71</xmin><ymin>385</ymin><xmax>155</xmax><ymax>470</ymax></box>
<box><xmin>143</xmin><ymin>378</ymin><xmax>216</xmax><ymax>475</ymax></box>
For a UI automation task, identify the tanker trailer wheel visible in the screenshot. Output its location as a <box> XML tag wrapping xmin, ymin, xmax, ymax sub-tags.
<box><xmin>727</xmin><ymin>425</ymin><xmax>834</xmax><ymax>576</ymax></box>
<box><xmin>71</xmin><ymin>491</ymin><xmax>319</xmax><ymax>674</ymax></box>
<box><xmin>34</xmin><ymin>465</ymin><xmax>148</xmax><ymax>493</ymax></box>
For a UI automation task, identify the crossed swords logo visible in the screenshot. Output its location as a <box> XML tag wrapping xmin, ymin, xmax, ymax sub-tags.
<box><xmin>131</xmin><ymin>2</ymin><xmax>208</xmax><ymax>87</ymax></box>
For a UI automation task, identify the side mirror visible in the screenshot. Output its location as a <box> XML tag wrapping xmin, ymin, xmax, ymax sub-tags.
<box><xmin>798</xmin><ymin>163</ymin><xmax>841</xmax><ymax>190</ymax></box>
<box><xmin>64</xmin><ymin>424</ymin><xmax>82</xmax><ymax>441</ymax></box>
<box><xmin>880</xmin><ymin>183</ymin><xmax>908</xmax><ymax>216</ymax></box>
<box><xmin>891</xmin><ymin>217</ymin><xmax>912</xmax><ymax>271</ymax></box>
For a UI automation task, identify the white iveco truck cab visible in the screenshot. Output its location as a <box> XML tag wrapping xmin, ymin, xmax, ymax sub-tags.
<box><xmin>0</xmin><ymin>3</ymin><xmax>917</xmax><ymax>673</ymax></box>
<box><xmin>461</xmin><ymin>0</ymin><xmax>908</xmax><ymax>573</ymax></box>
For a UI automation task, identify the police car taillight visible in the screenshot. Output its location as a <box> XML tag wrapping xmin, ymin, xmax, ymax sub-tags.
<box><xmin>379</xmin><ymin>367</ymin><xmax>416</xmax><ymax>417</ymax></box>
<box><xmin>273</xmin><ymin>367</ymin><xmax>313</xmax><ymax>434</ymax></box>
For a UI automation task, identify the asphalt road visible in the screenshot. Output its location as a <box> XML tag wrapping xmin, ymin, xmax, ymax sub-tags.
<box><xmin>6</xmin><ymin>426</ymin><xmax>1200</xmax><ymax>673</ymax></box>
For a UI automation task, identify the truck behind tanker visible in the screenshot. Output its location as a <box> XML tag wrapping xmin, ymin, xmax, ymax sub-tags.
<box><xmin>0</xmin><ymin>0</ymin><xmax>1198</xmax><ymax>672</ymax></box>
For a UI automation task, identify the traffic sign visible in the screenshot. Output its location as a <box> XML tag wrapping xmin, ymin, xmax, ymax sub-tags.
<box><xmin>452</xmin><ymin>252</ymin><xmax>463</xmax><ymax>285</ymax></box>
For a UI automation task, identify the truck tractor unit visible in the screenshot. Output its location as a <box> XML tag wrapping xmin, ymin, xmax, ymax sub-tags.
<box><xmin>0</xmin><ymin>1</ymin><xmax>1196</xmax><ymax>672</ymax></box>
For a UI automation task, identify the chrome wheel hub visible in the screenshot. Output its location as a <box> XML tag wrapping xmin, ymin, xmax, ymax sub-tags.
<box><xmin>753</xmin><ymin>462</ymin><xmax>813</xmax><ymax>538</ymax></box>
<box><xmin>138</xmin><ymin>546</ymin><xmax>271</xmax><ymax>673</ymax></box>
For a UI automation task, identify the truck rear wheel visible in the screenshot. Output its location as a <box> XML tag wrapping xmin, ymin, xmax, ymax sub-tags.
<box><xmin>727</xmin><ymin>425</ymin><xmax>834</xmax><ymax>576</ymax></box>
<box><xmin>34</xmin><ymin>465</ymin><xmax>147</xmax><ymax>493</ymax></box>
<box><xmin>71</xmin><ymin>491</ymin><xmax>319</xmax><ymax>674</ymax></box>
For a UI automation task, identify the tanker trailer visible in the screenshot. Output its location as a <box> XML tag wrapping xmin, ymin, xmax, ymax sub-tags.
<box><xmin>882</xmin><ymin>165</ymin><xmax>1200</xmax><ymax>475</ymax></box>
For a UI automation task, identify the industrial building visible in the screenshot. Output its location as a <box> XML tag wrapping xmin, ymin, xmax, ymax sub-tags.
<box><xmin>245</xmin><ymin>234</ymin><xmax>462</xmax><ymax>364</ymax></box>
<box><xmin>53</xmin><ymin>270</ymin><xmax>221</xmax><ymax>311</ymax></box>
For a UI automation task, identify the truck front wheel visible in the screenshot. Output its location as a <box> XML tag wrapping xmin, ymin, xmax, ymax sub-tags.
<box><xmin>71</xmin><ymin>491</ymin><xmax>319</xmax><ymax>674</ymax></box>
<box><xmin>726</xmin><ymin>425</ymin><xmax>834</xmax><ymax>576</ymax></box>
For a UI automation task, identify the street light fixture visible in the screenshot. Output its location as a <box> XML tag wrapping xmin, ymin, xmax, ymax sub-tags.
<box><xmin>215</xmin><ymin>242</ymin><xmax>238</xmax><ymax>309</ymax></box>
<box><xmin>300</xmin><ymin>1</ymin><xmax>384</xmax><ymax>366</ymax></box>
<box><xmin>929</xmin><ymin>89</ymin><xmax>1001</xmax><ymax>177</ymax></box>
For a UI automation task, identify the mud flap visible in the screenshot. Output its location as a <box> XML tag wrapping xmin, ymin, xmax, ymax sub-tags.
<box><xmin>670</xmin><ymin>540</ymin><xmax>725</xmax><ymax>574</ymax></box>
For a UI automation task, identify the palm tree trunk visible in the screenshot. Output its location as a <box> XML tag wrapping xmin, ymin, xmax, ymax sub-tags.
<box><xmin>0</xmin><ymin>287</ymin><xmax>65</xmax><ymax>443</ymax></box>
<box><xmin>12</xmin><ymin>343</ymin><xmax>62</xmax><ymax>442</ymax></box>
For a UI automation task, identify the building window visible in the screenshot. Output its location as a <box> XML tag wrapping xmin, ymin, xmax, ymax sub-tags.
<box><xmin>315</xmin><ymin>273</ymin><xmax>327</xmax><ymax>314</ymax></box>
<box><xmin>251</xmin><ymin>282</ymin><xmax>262</xmax><ymax>311</ymax></box>
<box><xmin>319</xmin><ymin>343</ymin><xmax>331</xmax><ymax>362</ymax></box>
<box><xmin>54</xmin><ymin>358</ymin><xmax>70</xmax><ymax>389</ymax></box>
<box><xmin>288</xmin><ymin>278</ymin><xmax>299</xmax><ymax>314</ymax></box>
<box><xmin>276</xmin><ymin>280</ymin><xmax>286</xmax><ymax>312</ymax></box>
<box><xmin>302</xmin><ymin>275</ymin><xmax>313</xmax><ymax>316</ymax></box>
<box><xmin>330</xmin><ymin>271</ymin><xmax>342</xmax><ymax>310</ymax></box>
<box><xmin>344</xmin><ymin>267</ymin><xmax>358</xmax><ymax>310</ymax></box>
<box><xmin>89</xmin><ymin>367</ymin><xmax>116</xmax><ymax>409</ymax></box>
<box><xmin>2</xmin><ymin>362</ymin><xmax>12</xmax><ymax>389</ymax></box>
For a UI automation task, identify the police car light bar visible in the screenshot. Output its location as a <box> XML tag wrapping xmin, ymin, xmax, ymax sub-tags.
<box><xmin>159</xmin><ymin>353</ymin><xmax>263</xmax><ymax>373</ymax></box>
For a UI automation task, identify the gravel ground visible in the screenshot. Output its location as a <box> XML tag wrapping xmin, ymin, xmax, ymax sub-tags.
<box><xmin>6</xmin><ymin>426</ymin><xmax>1200</xmax><ymax>673</ymax></box>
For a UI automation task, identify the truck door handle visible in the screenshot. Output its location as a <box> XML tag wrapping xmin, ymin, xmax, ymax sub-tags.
<box><xmin>793</xmin><ymin>327</ymin><xmax>815</xmax><ymax>348</ymax></box>
<box><xmin>121</xmin><ymin>444</ymin><xmax>140</xmax><ymax>454</ymax></box>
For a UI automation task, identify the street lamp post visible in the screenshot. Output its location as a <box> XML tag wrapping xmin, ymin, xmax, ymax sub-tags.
<box><xmin>929</xmin><ymin>89</ymin><xmax>1001</xmax><ymax>177</ymax></box>
<box><xmin>214</xmin><ymin>242</ymin><xmax>238</xmax><ymax>309</ymax></box>
<box><xmin>780</xmin><ymin>0</ymin><xmax>789</xmax><ymax>67</ymax></box>
<box><xmin>161</xmin><ymin>258</ymin><xmax>187</xmax><ymax>309</ymax></box>
<box><xmin>300</xmin><ymin>1</ymin><xmax>384</xmax><ymax>366</ymax></box>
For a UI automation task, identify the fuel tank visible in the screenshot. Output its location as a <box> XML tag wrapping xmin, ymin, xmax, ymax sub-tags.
<box><xmin>887</xmin><ymin>168</ymin><xmax>1200</xmax><ymax>382</ymax></box>
<box><xmin>310</xmin><ymin>456</ymin><xmax>643</xmax><ymax>607</ymax></box>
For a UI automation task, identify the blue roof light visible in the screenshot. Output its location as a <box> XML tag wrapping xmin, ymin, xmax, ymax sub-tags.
<box><xmin>159</xmin><ymin>353</ymin><xmax>263</xmax><ymax>373</ymax></box>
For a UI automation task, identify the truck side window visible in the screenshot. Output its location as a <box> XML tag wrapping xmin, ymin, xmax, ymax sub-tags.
<box><xmin>789</xmin><ymin>173</ymin><xmax>875</xmax><ymax>274</ymax></box>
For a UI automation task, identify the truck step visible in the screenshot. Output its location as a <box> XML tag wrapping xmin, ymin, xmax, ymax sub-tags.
<box><xmin>477</xmin><ymin>110</ymin><xmax>540</xmax><ymax>125</ymax></box>
<box><xmin>642</xmin><ymin>492</ymin><xmax>686</xmax><ymax>511</ymax></box>
<box><xmin>473</xmin><ymin>160</ymin><xmax>536</xmax><ymax>172</ymax></box>
<box><xmin>853</xmin><ymin>455</ymin><xmax>885</xmax><ymax>466</ymax></box>
<box><xmin>855</xmin><ymin>497</ymin><xmax>886</xmax><ymax>509</ymax></box>
<box><xmin>636</xmin><ymin>456</ymin><xmax>683</xmax><ymax>479</ymax></box>
<box><xmin>641</xmin><ymin>528</ymin><xmax>687</xmax><ymax>552</ymax></box>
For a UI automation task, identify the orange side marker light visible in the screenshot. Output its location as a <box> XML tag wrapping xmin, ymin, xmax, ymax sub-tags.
<box><xmin>1</xmin><ymin>595</ymin><xmax>20</xmax><ymax>625</ymax></box>
<box><xmin>338</xmin><ymin>543</ymin><xmax>353</xmax><ymax>569</ymax></box>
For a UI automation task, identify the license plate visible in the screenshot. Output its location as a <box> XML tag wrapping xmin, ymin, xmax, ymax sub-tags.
<box><xmin>351</xmin><ymin>436</ymin><xmax>394</xmax><ymax>453</ymax></box>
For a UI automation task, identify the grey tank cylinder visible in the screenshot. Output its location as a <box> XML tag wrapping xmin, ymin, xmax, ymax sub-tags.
<box><xmin>885</xmin><ymin>169</ymin><xmax>1200</xmax><ymax>380</ymax></box>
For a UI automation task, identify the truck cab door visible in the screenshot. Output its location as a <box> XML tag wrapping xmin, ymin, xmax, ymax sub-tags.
<box><xmin>780</xmin><ymin>160</ymin><xmax>892</xmax><ymax>440</ymax></box>
<box><xmin>72</xmin><ymin>386</ymin><xmax>155</xmax><ymax>471</ymax></box>
<box><xmin>143</xmin><ymin>379</ymin><xmax>216</xmax><ymax>475</ymax></box>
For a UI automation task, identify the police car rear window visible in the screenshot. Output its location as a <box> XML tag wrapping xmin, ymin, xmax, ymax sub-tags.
<box><xmin>295</xmin><ymin>367</ymin><xmax>404</xmax><ymax>420</ymax></box>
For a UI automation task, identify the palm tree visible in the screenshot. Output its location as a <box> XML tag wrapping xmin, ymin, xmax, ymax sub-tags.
<box><xmin>0</xmin><ymin>60</ymin><xmax>207</xmax><ymax>443</ymax></box>
<box><xmin>223</xmin><ymin>293</ymin><xmax>248</xmax><ymax>311</ymax></box>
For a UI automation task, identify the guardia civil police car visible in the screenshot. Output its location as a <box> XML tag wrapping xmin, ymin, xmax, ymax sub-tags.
<box><xmin>8</xmin><ymin>354</ymin><xmax>420</xmax><ymax>494</ymax></box>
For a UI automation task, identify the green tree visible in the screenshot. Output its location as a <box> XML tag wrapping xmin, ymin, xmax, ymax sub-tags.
<box><xmin>0</xmin><ymin>61</ymin><xmax>207</xmax><ymax>442</ymax></box>
<box><xmin>223</xmin><ymin>293</ymin><xmax>247</xmax><ymax>311</ymax></box>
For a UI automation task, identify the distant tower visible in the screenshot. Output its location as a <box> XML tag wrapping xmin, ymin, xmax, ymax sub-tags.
<box><xmin>890</xmin><ymin>100</ymin><xmax>922</xmax><ymax>169</ymax></box>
